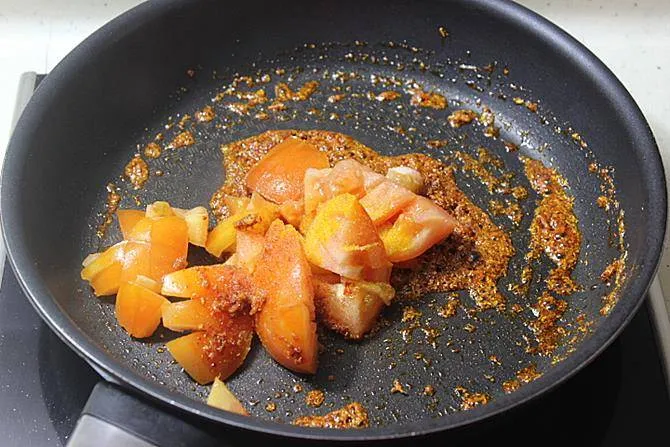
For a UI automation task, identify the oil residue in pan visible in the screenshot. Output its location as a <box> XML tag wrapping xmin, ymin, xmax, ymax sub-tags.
<box><xmin>85</xmin><ymin>34</ymin><xmax>627</xmax><ymax>426</ymax></box>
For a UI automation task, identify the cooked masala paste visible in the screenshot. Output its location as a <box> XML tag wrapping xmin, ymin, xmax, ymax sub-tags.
<box><xmin>293</xmin><ymin>402</ymin><xmax>370</xmax><ymax>428</ymax></box>
<box><xmin>522</xmin><ymin>156</ymin><xmax>581</xmax><ymax>295</ymax></box>
<box><xmin>211</xmin><ymin>130</ymin><xmax>514</xmax><ymax>311</ymax></box>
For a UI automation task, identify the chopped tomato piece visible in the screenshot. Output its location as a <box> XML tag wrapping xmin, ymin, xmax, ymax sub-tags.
<box><xmin>379</xmin><ymin>196</ymin><xmax>456</xmax><ymax>262</ymax></box>
<box><xmin>149</xmin><ymin>216</ymin><xmax>189</xmax><ymax>280</ymax></box>
<box><xmin>205</xmin><ymin>212</ymin><xmax>244</xmax><ymax>257</ymax></box>
<box><xmin>279</xmin><ymin>199</ymin><xmax>304</xmax><ymax>227</ymax></box>
<box><xmin>173</xmin><ymin>206</ymin><xmax>209</xmax><ymax>247</ymax></box>
<box><xmin>314</xmin><ymin>278</ymin><xmax>394</xmax><ymax>339</ymax></box>
<box><xmin>245</xmin><ymin>137</ymin><xmax>329</xmax><ymax>204</ymax></box>
<box><xmin>207</xmin><ymin>378</ymin><xmax>248</xmax><ymax>415</ymax></box>
<box><xmin>254</xmin><ymin>220</ymin><xmax>318</xmax><ymax>374</ymax></box>
<box><xmin>115</xmin><ymin>281</ymin><xmax>169</xmax><ymax>338</ymax></box>
<box><xmin>206</xmin><ymin>194</ymin><xmax>279</xmax><ymax>257</ymax></box>
<box><xmin>386</xmin><ymin>166</ymin><xmax>424</xmax><ymax>194</ymax></box>
<box><xmin>162</xmin><ymin>300</ymin><xmax>214</xmax><ymax>332</ymax></box>
<box><xmin>303</xmin><ymin>159</ymin><xmax>384</xmax><ymax>216</ymax></box>
<box><xmin>161</xmin><ymin>265</ymin><xmax>222</xmax><ymax>298</ymax></box>
<box><xmin>223</xmin><ymin>195</ymin><xmax>250</xmax><ymax>215</ymax></box>
<box><xmin>359</xmin><ymin>180</ymin><xmax>415</xmax><ymax>225</ymax></box>
<box><xmin>117</xmin><ymin>210</ymin><xmax>145</xmax><ymax>239</ymax></box>
<box><xmin>127</xmin><ymin>217</ymin><xmax>153</xmax><ymax>242</ymax></box>
<box><xmin>165</xmin><ymin>266</ymin><xmax>257</xmax><ymax>384</ymax></box>
<box><xmin>304</xmin><ymin>193</ymin><xmax>391</xmax><ymax>281</ymax></box>
<box><xmin>146</xmin><ymin>201</ymin><xmax>174</xmax><ymax>219</ymax></box>
<box><xmin>235</xmin><ymin>231</ymin><xmax>265</xmax><ymax>274</ymax></box>
<box><xmin>81</xmin><ymin>241</ymin><xmax>127</xmax><ymax>296</ymax></box>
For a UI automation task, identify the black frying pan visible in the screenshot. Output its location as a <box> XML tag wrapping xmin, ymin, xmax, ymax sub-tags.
<box><xmin>1</xmin><ymin>0</ymin><xmax>666</xmax><ymax>444</ymax></box>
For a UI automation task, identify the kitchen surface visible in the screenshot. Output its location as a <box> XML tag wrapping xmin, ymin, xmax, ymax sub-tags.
<box><xmin>1</xmin><ymin>1</ymin><xmax>669</xmax><ymax>446</ymax></box>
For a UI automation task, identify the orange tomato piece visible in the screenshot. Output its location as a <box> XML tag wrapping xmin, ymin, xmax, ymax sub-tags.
<box><xmin>119</xmin><ymin>241</ymin><xmax>151</xmax><ymax>283</ymax></box>
<box><xmin>207</xmin><ymin>378</ymin><xmax>248</xmax><ymax>415</ymax></box>
<box><xmin>81</xmin><ymin>241</ymin><xmax>127</xmax><ymax>296</ymax></box>
<box><xmin>279</xmin><ymin>199</ymin><xmax>304</xmax><ymax>228</ymax></box>
<box><xmin>117</xmin><ymin>210</ymin><xmax>145</xmax><ymax>239</ymax></box>
<box><xmin>161</xmin><ymin>266</ymin><xmax>215</xmax><ymax>298</ymax></box>
<box><xmin>254</xmin><ymin>220</ymin><xmax>318</xmax><ymax>374</ymax></box>
<box><xmin>127</xmin><ymin>217</ymin><xmax>153</xmax><ymax>242</ymax></box>
<box><xmin>359</xmin><ymin>180</ymin><xmax>415</xmax><ymax>225</ymax></box>
<box><xmin>245</xmin><ymin>137</ymin><xmax>329</xmax><ymax>204</ymax></box>
<box><xmin>149</xmin><ymin>216</ymin><xmax>189</xmax><ymax>280</ymax></box>
<box><xmin>304</xmin><ymin>193</ymin><xmax>391</xmax><ymax>281</ymax></box>
<box><xmin>162</xmin><ymin>300</ymin><xmax>214</xmax><ymax>332</ymax></box>
<box><xmin>115</xmin><ymin>281</ymin><xmax>169</xmax><ymax>338</ymax></box>
<box><xmin>235</xmin><ymin>231</ymin><xmax>265</xmax><ymax>274</ymax></box>
<box><xmin>303</xmin><ymin>159</ymin><xmax>385</xmax><ymax>216</ymax></box>
<box><xmin>166</xmin><ymin>332</ymin><xmax>218</xmax><ymax>384</ymax></box>
<box><xmin>165</xmin><ymin>266</ymin><xmax>257</xmax><ymax>384</ymax></box>
<box><xmin>223</xmin><ymin>195</ymin><xmax>250</xmax><ymax>215</ymax></box>
<box><xmin>379</xmin><ymin>196</ymin><xmax>457</xmax><ymax>262</ymax></box>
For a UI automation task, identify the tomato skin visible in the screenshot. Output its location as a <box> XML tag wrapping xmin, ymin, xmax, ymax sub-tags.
<box><xmin>380</xmin><ymin>196</ymin><xmax>457</xmax><ymax>262</ymax></box>
<box><xmin>245</xmin><ymin>137</ymin><xmax>329</xmax><ymax>204</ymax></box>
<box><xmin>254</xmin><ymin>220</ymin><xmax>318</xmax><ymax>374</ymax></box>
<box><xmin>304</xmin><ymin>193</ymin><xmax>391</xmax><ymax>282</ymax></box>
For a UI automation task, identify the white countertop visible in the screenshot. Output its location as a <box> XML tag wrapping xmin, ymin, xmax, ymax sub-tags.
<box><xmin>1</xmin><ymin>0</ymin><xmax>669</xmax><ymax>300</ymax></box>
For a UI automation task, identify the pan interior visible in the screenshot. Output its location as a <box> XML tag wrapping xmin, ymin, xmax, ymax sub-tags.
<box><xmin>4</xmin><ymin>0</ymin><xmax>662</xmax><ymax>438</ymax></box>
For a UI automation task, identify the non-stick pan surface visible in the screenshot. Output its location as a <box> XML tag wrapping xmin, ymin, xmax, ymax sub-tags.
<box><xmin>1</xmin><ymin>0</ymin><xmax>666</xmax><ymax>441</ymax></box>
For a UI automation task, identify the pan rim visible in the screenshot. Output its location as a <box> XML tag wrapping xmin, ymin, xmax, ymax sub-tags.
<box><xmin>1</xmin><ymin>0</ymin><xmax>667</xmax><ymax>441</ymax></box>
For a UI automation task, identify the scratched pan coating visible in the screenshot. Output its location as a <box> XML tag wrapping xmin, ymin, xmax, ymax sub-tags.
<box><xmin>2</xmin><ymin>0</ymin><xmax>665</xmax><ymax>441</ymax></box>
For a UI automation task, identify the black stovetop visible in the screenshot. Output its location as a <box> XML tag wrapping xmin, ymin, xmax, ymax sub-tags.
<box><xmin>0</xmin><ymin>262</ymin><xmax>669</xmax><ymax>446</ymax></box>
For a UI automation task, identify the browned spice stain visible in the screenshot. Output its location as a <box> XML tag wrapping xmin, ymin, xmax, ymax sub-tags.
<box><xmin>426</xmin><ymin>139</ymin><xmax>448</xmax><ymax>149</ymax></box>
<box><xmin>327</xmin><ymin>94</ymin><xmax>345</xmax><ymax>103</ymax></box>
<box><xmin>601</xmin><ymin>220</ymin><xmax>627</xmax><ymax>316</ymax></box>
<box><xmin>97</xmin><ymin>183</ymin><xmax>121</xmax><ymax>238</ymax></box>
<box><xmin>401</xmin><ymin>306</ymin><xmax>422</xmax><ymax>322</ymax></box>
<box><xmin>463</xmin><ymin>323</ymin><xmax>476</xmax><ymax>333</ymax></box>
<box><xmin>438</xmin><ymin>26</ymin><xmax>449</xmax><ymax>38</ymax></box>
<box><xmin>265</xmin><ymin>402</ymin><xmax>277</xmax><ymax>412</ymax></box>
<box><xmin>596</xmin><ymin>195</ymin><xmax>609</xmax><ymax>210</ymax></box>
<box><xmin>255</xmin><ymin>111</ymin><xmax>269</xmax><ymax>120</ymax></box>
<box><xmin>488</xmin><ymin>355</ymin><xmax>501</xmax><ymax>366</ymax></box>
<box><xmin>169</xmin><ymin>131</ymin><xmax>195</xmax><ymax>149</ymax></box>
<box><xmin>489</xmin><ymin>199</ymin><xmax>523</xmax><ymax>226</ymax></box>
<box><xmin>447</xmin><ymin>109</ymin><xmax>477</xmax><ymax>128</ymax></box>
<box><xmin>478</xmin><ymin>107</ymin><xmax>499</xmax><ymax>138</ymax></box>
<box><xmin>522</xmin><ymin>156</ymin><xmax>581</xmax><ymax>295</ymax></box>
<box><xmin>517</xmin><ymin>364</ymin><xmax>542</xmax><ymax>383</ymax></box>
<box><xmin>275</xmin><ymin>81</ymin><xmax>319</xmax><ymax>102</ymax></box>
<box><xmin>508</xmin><ymin>266</ymin><xmax>533</xmax><ymax>297</ymax></box>
<box><xmin>376</xmin><ymin>91</ymin><xmax>401</xmax><ymax>102</ymax></box>
<box><xmin>408</xmin><ymin>87</ymin><xmax>447</xmax><ymax>109</ymax></box>
<box><xmin>306</xmin><ymin>390</ymin><xmax>325</xmax><ymax>408</ymax></box>
<box><xmin>391</xmin><ymin>379</ymin><xmax>408</xmax><ymax>395</ymax></box>
<box><xmin>528</xmin><ymin>291</ymin><xmax>568</xmax><ymax>355</ymax></box>
<box><xmin>124</xmin><ymin>155</ymin><xmax>149</xmax><ymax>190</ymax></box>
<box><xmin>601</xmin><ymin>259</ymin><xmax>622</xmax><ymax>283</ymax></box>
<box><xmin>511</xmin><ymin>303</ymin><xmax>524</xmax><ymax>313</ymax></box>
<box><xmin>196</xmin><ymin>105</ymin><xmax>216</xmax><ymax>122</ymax></box>
<box><xmin>502</xmin><ymin>379</ymin><xmax>520</xmax><ymax>393</ymax></box>
<box><xmin>292</xmin><ymin>384</ymin><xmax>303</xmax><ymax>393</ymax></box>
<box><xmin>178</xmin><ymin>114</ymin><xmax>191</xmax><ymax>129</ymax></box>
<box><xmin>423</xmin><ymin>385</ymin><xmax>436</xmax><ymax>396</ymax></box>
<box><xmin>571</xmin><ymin>132</ymin><xmax>588</xmax><ymax>149</ymax></box>
<box><xmin>211</xmin><ymin>130</ymin><xmax>513</xmax><ymax>311</ymax></box>
<box><xmin>454</xmin><ymin>386</ymin><xmax>490</xmax><ymax>410</ymax></box>
<box><xmin>512</xmin><ymin>97</ymin><xmax>538</xmax><ymax>113</ymax></box>
<box><xmin>293</xmin><ymin>402</ymin><xmax>369</xmax><ymax>428</ymax></box>
<box><xmin>503</xmin><ymin>364</ymin><xmax>542</xmax><ymax>393</ymax></box>
<box><xmin>503</xmin><ymin>141</ymin><xmax>519</xmax><ymax>153</ymax></box>
<box><xmin>143</xmin><ymin>142</ymin><xmax>162</xmax><ymax>159</ymax></box>
<box><xmin>438</xmin><ymin>296</ymin><xmax>459</xmax><ymax>318</ymax></box>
